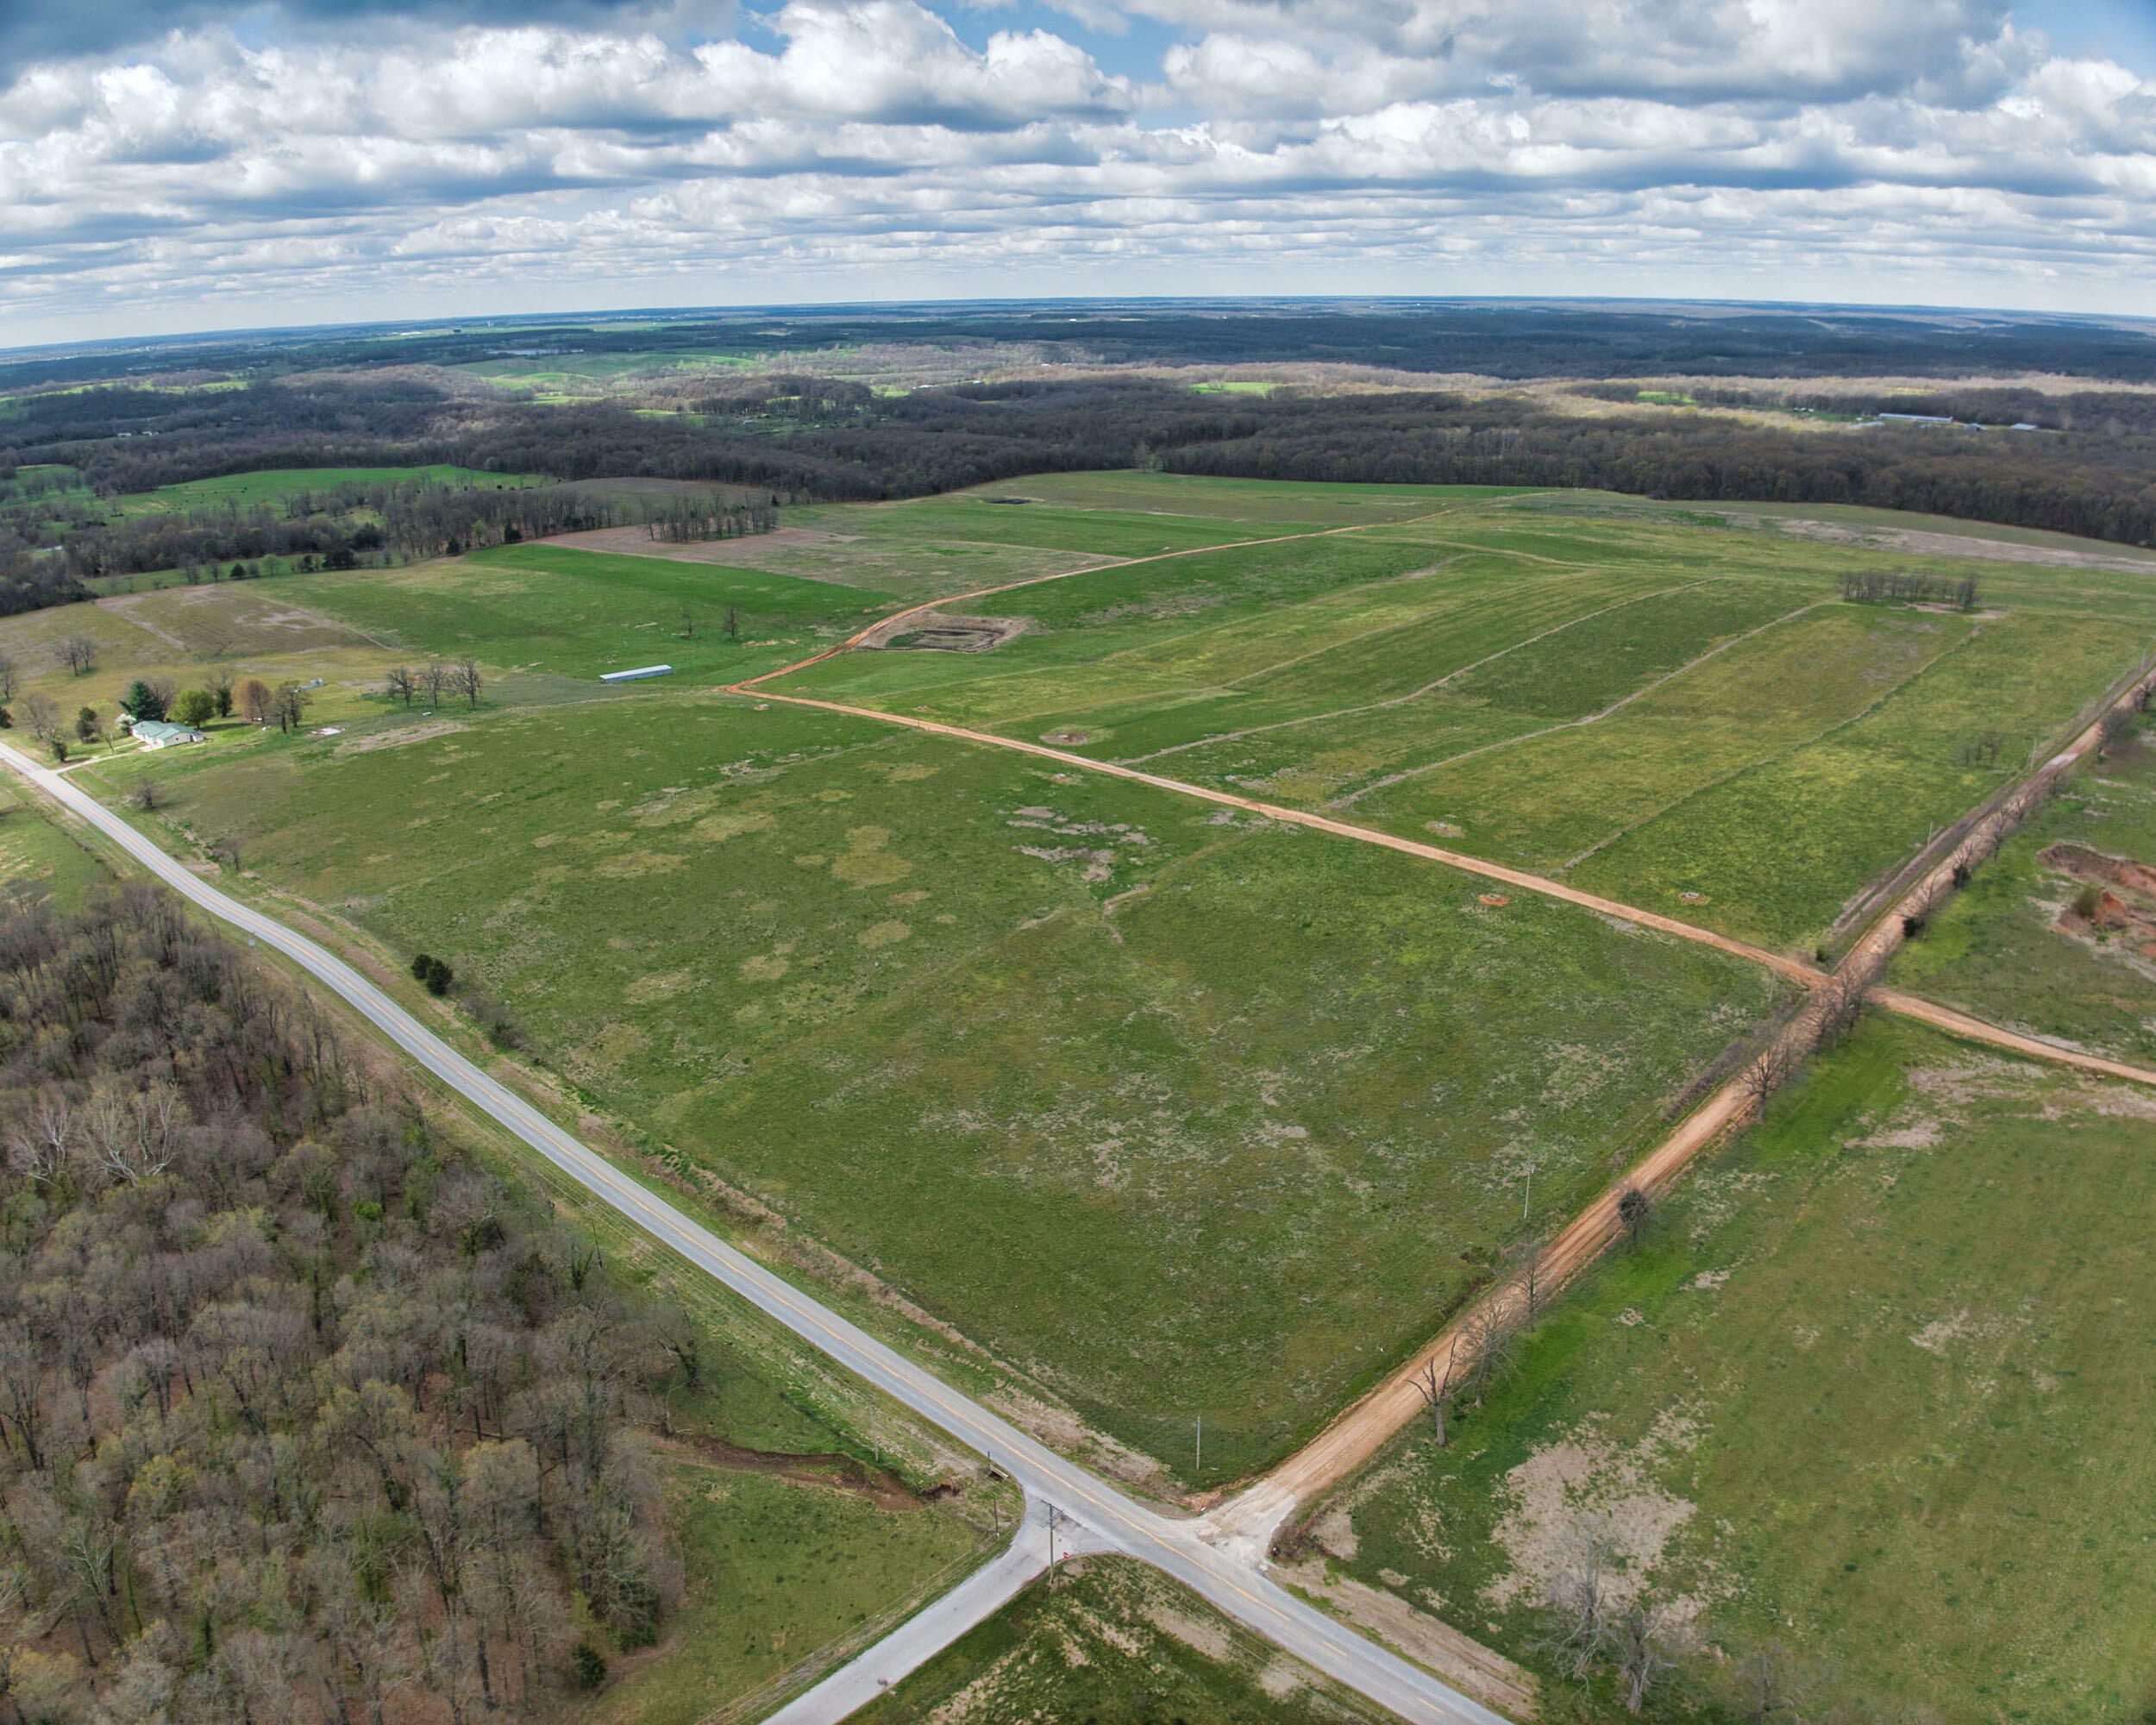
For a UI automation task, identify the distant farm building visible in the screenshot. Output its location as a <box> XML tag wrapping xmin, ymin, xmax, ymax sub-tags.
<box><xmin>600</xmin><ymin>665</ymin><xmax>674</xmax><ymax>684</ymax></box>
<box><xmin>127</xmin><ymin>719</ymin><xmax>208</xmax><ymax>749</ymax></box>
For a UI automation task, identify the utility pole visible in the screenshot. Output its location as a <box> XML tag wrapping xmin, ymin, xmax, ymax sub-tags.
<box><xmin>1523</xmin><ymin>1162</ymin><xmax>1535</xmax><ymax>1219</ymax></box>
<box><xmin>1195</xmin><ymin>1414</ymin><xmax>1202</xmax><ymax>1477</ymax></box>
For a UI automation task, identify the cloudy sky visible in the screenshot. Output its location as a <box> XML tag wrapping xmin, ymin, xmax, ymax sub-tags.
<box><xmin>3</xmin><ymin>0</ymin><xmax>2153</xmax><ymax>344</ymax></box>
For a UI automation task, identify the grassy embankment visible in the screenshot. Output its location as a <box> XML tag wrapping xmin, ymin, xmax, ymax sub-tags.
<box><xmin>854</xmin><ymin>1559</ymin><xmax>1379</xmax><ymax>1724</ymax></box>
<box><xmin>1892</xmin><ymin>723</ymin><xmax>2156</xmax><ymax>1063</ymax></box>
<box><xmin>1310</xmin><ymin>1013</ymin><xmax>2156</xmax><ymax>1721</ymax></box>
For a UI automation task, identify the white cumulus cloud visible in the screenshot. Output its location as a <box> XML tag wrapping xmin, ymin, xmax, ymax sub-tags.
<box><xmin>0</xmin><ymin>0</ymin><xmax>2151</xmax><ymax>338</ymax></box>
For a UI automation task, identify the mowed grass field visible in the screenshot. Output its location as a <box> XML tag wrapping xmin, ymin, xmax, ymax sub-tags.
<box><xmin>94</xmin><ymin>693</ymin><xmax>1775</xmax><ymax>1477</ymax></box>
<box><xmin>1313</xmin><ymin>1015</ymin><xmax>2156</xmax><ymax>1722</ymax></box>
<box><xmin>279</xmin><ymin>543</ymin><xmax>902</xmax><ymax>684</ymax></box>
<box><xmin>1893</xmin><ymin>723</ymin><xmax>2156</xmax><ymax>1063</ymax></box>
<box><xmin>790</xmin><ymin>486</ymin><xmax>2156</xmax><ymax>950</ymax></box>
<box><xmin>589</xmin><ymin>1458</ymin><xmax>986</xmax><ymax>1725</ymax></box>
<box><xmin>104</xmin><ymin>462</ymin><xmax>543</xmax><ymax>516</ymax></box>
<box><xmin>688</xmin><ymin>473</ymin><xmax>1529</xmax><ymax>603</ymax></box>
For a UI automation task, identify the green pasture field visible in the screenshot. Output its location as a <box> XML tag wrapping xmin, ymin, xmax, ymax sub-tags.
<box><xmin>789</xmin><ymin>488</ymin><xmax>2156</xmax><ymax>950</ymax></box>
<box><xmin>688</xmin><ymin>474</ymin><xmax>1525</xmax><ymax>603</ymax></box>
<box><xmin>1314</xmin><ymin>1014</ymin><xmax>2156</xmax><ymax>1722</ymax></box>
<box><xmin>106</xmin><ymin>463</ymin><xmax>543</xmax><ymax>516</ymax></box>
<box><xmin>94</xmin><ymin>693</ymin><xmax>1775</xmax><ymax>1478</ymax></box>
<box><xmin>590</xmin><ymin>1461</ymin><xmax>986</xmax><ymax>1725</ymax></box>
<box><xmin>0</xmin><ymin>580</ymin><xmax>408</xmax><ymax>751</ymax></box>
<box><xmin>1892</xmin><ymin>724</ymin><xmax>2156</xmax><ymax>1063</ymax></box>
<box><xmin>276</xmin><ymin>543</ymin><xmax>899</xmax><ymax>685</ymax></box>
<box><xmin>0</xmin><ymin>797</ymin><xmax>111</xmax><ymax>911</ymax></box>
<box><xmin>456</xmin><ymin>349</ymin><xmax>759</xmax><ymax>387</ymax></box>
<box><xmin>0</xmin><ymin>461</ymin><xmax>91</xmax><ymax>501</ymax></box>
<box><xmin>855</xmin><ymin>1558</ymin><xmax>1377</xmax><ymax>1724</ymax></box>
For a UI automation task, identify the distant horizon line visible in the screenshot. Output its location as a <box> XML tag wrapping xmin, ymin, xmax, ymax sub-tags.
<box><xmin>9</xmin><ymin>292</ymin><xmax>2156</xmax><ymax>366</ymax></box>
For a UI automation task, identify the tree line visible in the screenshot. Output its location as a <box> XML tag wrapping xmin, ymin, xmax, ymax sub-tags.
<box><xmin>1840</xmin><ymin>569</ymin><xmax>1981</xmax><ymax>608</ymax></box>
<box><xmin>0</xmin><ymin>879</ymin><xmax>699</xmax><ymax>1719</ymax></box>
<box><xmin>31</xmin><ymin>478</ymin><xmax>773</xmax><ymax>585</ymax></box>
<box><xmin>5</xmin><ymin>370</ymin><xmax>2156</xmax><ymax>624</ymax></box>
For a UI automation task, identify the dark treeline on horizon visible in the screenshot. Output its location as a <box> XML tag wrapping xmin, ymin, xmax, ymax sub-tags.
<box><xmin>3</xmin><ymin>317</ymin><xmax>2156</xmax><ymax>618</ymax></box>
<box><xmin>10</xmin><ymin>298</ymin><xmax>2156</xmax><ymax>390</ymax></box>
<box><xmin>14</xmin><ymin>371</ymin><xmax>2150</xmax><ymax>548</ymax></box>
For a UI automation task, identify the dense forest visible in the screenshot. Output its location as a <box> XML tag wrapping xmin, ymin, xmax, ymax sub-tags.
<box><xmin>4</xmin><ymin>300</ymin><xmax>2156</xmax><ymax>619</ymax></box>
<box><xmin>2</xmin><ymin>465</ymin><xmax>780</xmax><ymax>589</ymax></box>
<box><xmin>0</xmin><ymin>877</ymin><xmax>696</xmax><ymax>1721</ymax></box>
<box><xmin>10</xmin><ymin>372</ymin><xmax>2154</xmax><ymax>553</ymax></box>
<box><xmin>10</xmin><ymin>299</ymin><xmax>2156</xmax><ymax>392</ymax></box>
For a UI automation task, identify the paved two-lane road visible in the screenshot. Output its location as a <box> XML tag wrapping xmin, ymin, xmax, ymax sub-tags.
<box><xmin>0</xmin><ymin>743</ymin><xmax>1505</xmax><ymax>1725</ymax></box>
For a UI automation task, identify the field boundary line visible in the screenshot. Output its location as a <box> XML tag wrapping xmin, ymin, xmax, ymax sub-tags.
<box><xmin>1213</xmin><ymin>656</ymin><xmax>2156</xmax><ymax>1544</ymax></box>
<box><xmin>897</xmin><ymin>555</ymin><xmax>1504</xmax><ymax>737</ymax></box>
<box><xmin>1120</xmin><ymin>569</ymin><xmax>1720</xmax><ymax>765</ymax></box>
<box><xmin>1870</xmin><ymin>988</ymin><xmax>2156</xmax><ymax>1086</ymax></box>
<box><xmin>1557</xmin><ymin>618</ymin><xmax>1984</xmax><ymax>873</ymax></box>
<box><xmin>724</xmin><ymin>687</ymin><xmax>1821</xmax><ymax>983</ymax></box>
<box><xmin>737</xmin><ymin>505</ymin><xmax>1489</xmax><ymax>691</ymax></box>
<box><xmin>1326</xmin><ymin>597</ymin><xmax>1836</xmax><ymax>808</ymax></box>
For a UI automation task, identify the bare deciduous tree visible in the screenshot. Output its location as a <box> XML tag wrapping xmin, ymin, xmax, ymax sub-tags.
<box><xmin>1729</xmin><ymin>1641</ymin><xmax>1805</xmax><ymax>1724</ymax></box>
<box><xmin>0</xmin><ymin>649</ymin><xmax>17</xmax><ymax>701</ymax></box>
<box><xmin>56</xmin><ymin>632</ymin><xmax>97</xmax><ymax>675</ymax></box>
<box><xmin>273</xmin><ymin>681</ymin><xmax>312</xmax><ymax>734</ymax></box>
<box><xmin>1457</xmin><ymin>1302</ymin><xmax>1523</xmax><ymax>1404</ymax></box>
<box><xmin>1543</xmin><ymin>1529</ymin><xmax>1613</xmax><ymax>1681</ymax></box>
<box><xmin>1612</xmin><ymin>1598</ymin><xmax>1679</xmax><ymax>1715</ymax></box>
<box><xmin>1411</xmin><ymin>1352</ymin><xmax>1457</xmax><ymax>1447</ymax></box>
<box><xmin>1740</xmin><ymin>1039</ymin><xmax>1799</xmax><ymax>1119</ymax></box>
<box><xmin>5</xmin><ymin>1090</ymin><xmax>72</xmax><ymax>1187</ymax></box>
<box><xmin>17</xmin><ymin>692</ymin><xmax>57</xmax><ymax>743</ymax></box>
<box><xmin>1617</xmin><ymin>1184</ymin><xmax>1653</xmax><ymax>1251</ymax></box>
<box><xmin>237</xmin><ymin>677</ymin><xmax>273</xmax><ymax>724</ymax></box>
<box><xmin>452</xmin><ymin>656</ymin><xmax>482</xmax><ymax>711</ymax></box>
<box><xmin>384</xmin><ymin>666</ymin><xmax>417</xmax><ymax>707</ymax></box>
<box><xmin>82</xmin><ymin>1077</ymin><xmax>186</xmax><ymax>1183</ymax></box>
<box><xmin>421</xmin><ymin>662</ymin><xmax>448</xmax><ymax>706</ymax></box>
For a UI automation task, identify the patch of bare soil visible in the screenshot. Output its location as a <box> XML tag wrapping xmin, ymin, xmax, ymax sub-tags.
<box><xmin>1767</xmin><ymin>517</ymin><xmax>2156</xmax><ymax>573</ymax></box>
<box><xmin>99</xmin><ymin>585</ymin><xmax>377</xmax><ymax>655</ymax></box>
<box><xmin>336</xmin><ymin>719</ymin><xmax>468</xmax><ymax>753</ymax></box>
<box><xmin>2041</xmin><ymin>842</ymin><xmax>2156</xmax><ymax>960</ymax></box>
<box><xmin>857</xmin><ymin>610</ymin><xmax>1029</xmax><ymax>652</ymax></box>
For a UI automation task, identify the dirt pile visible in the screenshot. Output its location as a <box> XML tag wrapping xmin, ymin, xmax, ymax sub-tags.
<box><xmin>2041</xmin><ymin>842</ymin><xmax>2156</xmax><ymax>956</ymax></box>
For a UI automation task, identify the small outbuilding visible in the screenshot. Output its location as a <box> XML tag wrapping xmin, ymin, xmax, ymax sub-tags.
<box><xmin>128</xmin><ymin>718</ymin><xmax>208</xmax><ymax>749</ymax></box>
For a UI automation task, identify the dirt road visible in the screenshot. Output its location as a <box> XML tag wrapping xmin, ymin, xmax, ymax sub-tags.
<box><xmin>1870</xmin><ymin>988</ymin><xmax>2156</xmax><ymax>1086</ymax></box>
<box><xmin>734</xmin><ymin>693</ymin><xmax>1821</xmax><ymax>983</ymax></box>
